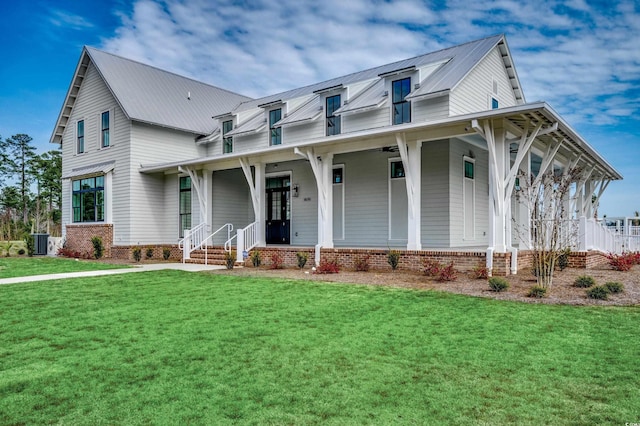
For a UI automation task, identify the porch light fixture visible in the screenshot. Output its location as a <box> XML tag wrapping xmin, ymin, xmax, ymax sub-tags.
<box><xmin>293</xmin><ymin>184</ymin><xmax>299</xmax><ymax>197</ymax></box>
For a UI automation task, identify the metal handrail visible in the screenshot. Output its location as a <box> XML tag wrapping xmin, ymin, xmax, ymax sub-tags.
<box><xmin>180</xmin><ymin>223</ymin><xmax>233</xmax><ymax>264</ymax></box>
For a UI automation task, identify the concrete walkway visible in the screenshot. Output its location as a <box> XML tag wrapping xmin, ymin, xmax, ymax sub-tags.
<box><xmin>0</xmin><ymin>262</ymin><xmax>225</xmax><ymax>285</ymax></box>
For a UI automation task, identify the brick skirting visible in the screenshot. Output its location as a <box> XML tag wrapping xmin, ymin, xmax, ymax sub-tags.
<box><xmin>111</xmin><ymin>245</ymin><xmax>182</xmax><ymax>262</ymax></box>
<box><xmin>65</xmin><ymin>224</ymin><xmax>114</xmax><ymax>258</ymax></box>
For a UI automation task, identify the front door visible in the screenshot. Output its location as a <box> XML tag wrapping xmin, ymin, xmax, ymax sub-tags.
<box><xmin>266</xmin><ymin>176</ymin><xmax>291</xmax><ymax>244</ymax></box>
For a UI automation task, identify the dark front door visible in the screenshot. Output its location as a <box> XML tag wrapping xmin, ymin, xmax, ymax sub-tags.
<box><xmin>266</xmin><ymin>176</ymin><xmax>290</xmax><ymax>244</ymax></box>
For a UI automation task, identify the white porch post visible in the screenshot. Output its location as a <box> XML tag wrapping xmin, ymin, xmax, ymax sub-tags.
<box><xmin>396</xmin><ymin>133</ymin><xmax>422</xmax><ymax>250</ymax></box>
<box><xmin>239</xmin><ymin>158</ymin><xmax>266</xmax><ymax>247</ymax></box>
<box><xmin>295</xmin><ymin>147</ymin><xmax>334</xmax><ymax>262</ymax></box>
<box><xmin>485</xmin><ymin>119</ymin><xmax>509</xmax><ymax>253</ymax></box>
<box><xmin>204</xmin><ymin>169</ymin><xmax>213</xmax><ymax>228</ymax></box>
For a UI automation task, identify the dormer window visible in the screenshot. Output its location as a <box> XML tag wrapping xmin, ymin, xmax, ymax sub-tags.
<box><xmin>222</xmin><ymin>120</ymin><xmax>233</xmax><ymax>153</ymax></box>
<box><xmin>269</xmin><ymin>109</ymin><xmax>282</xmax><ymax>145</ymax></box>
<box><xmin>392</xmin><ymin>77</ymin><xmax>411</xmax><ymax>125</ymax></box>
<box><xmin>326</xmin><ymin>94</ymin><xmax>341</xmax><ymax>136</ymax></box>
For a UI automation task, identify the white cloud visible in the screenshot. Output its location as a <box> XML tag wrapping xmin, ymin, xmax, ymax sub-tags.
<box><xmin>49</xmin><ymin>9</ymin><xmax>94</xmax><ymax>30</ymax></box>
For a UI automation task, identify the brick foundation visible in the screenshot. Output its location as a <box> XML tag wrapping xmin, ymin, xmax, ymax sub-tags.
<box><xmin>567</xmin><ymin>251</ymin><xmax>610</xmax><ymax>269</ymax></box>
<box><xmin>111</xmin><ymin>245</ymin><xmax>183</xmax><ymax>262</ymax></box>
<box><xmin>65</xmin><ymin>224</ymin><xmax>114</xmax><ymax>258</ymax></box>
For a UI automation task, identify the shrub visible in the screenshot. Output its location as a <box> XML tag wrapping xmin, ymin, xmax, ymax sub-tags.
<box><xmin>162</xmin><ymin>247</ymin><xmax>171</xmax><ymax>260</ymax></box>
<box><xmin>316</xmin><ymin>258</ymin><xmax>340</xmax><ymax>274</ymax></box>
<box><xmin>528</xmin><ymin>285</ymin><xmax>547</xmax><ymax>298</ymax></box>
<box><xmin>423</xmin><ymin>259</ymin><xmax>441</xmax><ymax>277</ymax></box>
<box><xmin>146</xmin><ymin>248</ymin><xmax>154</xmax><ymax>259</ymax></box>
<box><xmin>387</xmin><ymin>250</ymin><xmax>400</xmax><ymax>270</ymax></box>
<box><xmin>437</xmin><ymin>262</ymin><xmax>458</xmax><ymax>281</ymax></box>
<box><xmin>24</xmin><ymin>236</ymin><xmax>34</xmax><ymax>257</ymax></box>
<box><xmin>269</xmin><ymin>252</ymin><xmax>284</xmax><ymax>269</ymax></box>
<box><xmin>224</xmin><ymin>251</ymin><xmax>235</xmax><ymax>269</ymax></box>
<box><xmin>607</xmin><ymin>253</ymin><xmax>634</xmax><ymax>271</ymax></box>
<box><xmin>604</xmin><ymin>281</ymin><xmax>624</xmax><ymax>294</ymax></box>
<box><xmin>471</xmin><ymin>263</ymin><xmax>489</xmax><ymax>279</ymax></box>
<box><xmin>296</xmin><ymin>252</ymin><xmax>308</xmax><ymax>269</ymax></box>
<box><xmin>91</xmin><ymin>236</ymin><xmax>104</xmax><ymax>259</ymax></box>
<box><xmin>586</xmin><ymin>285</ymin><xmax>609</xmax><ymax>300</ymax></box>
<box><xmin>574</xmin><ymin>275</ymin><xmax>596</xmax><ymax>288</ymax></box>
<box><xmin>557</xmin><ymin>249</ymin><xmax>570</xmax><ymax>271</ymax></box>
<box><xmin>251</xmin><ymin>250</ymin><xmax>262</xmax><ymax>267</ymax></box>
<box><xmin>353</xmin><ymin>254</ymin><xmax>370</xmax><ymax>272</ymax></box>
<box><xmin>132</xmin><ymin>247</ymin><xmax>142</xmax><ymax>262</ymax></box>
<box><xmin>488</xmin><ymin>277</ymin><xmax>509</xmax><ymax>292</ymax></box>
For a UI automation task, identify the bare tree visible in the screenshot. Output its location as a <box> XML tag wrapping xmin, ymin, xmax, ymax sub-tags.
<box><xmin>515</xmin><ymin>167</ymin><xmax>582</xmax><ymax>288</ymax></box>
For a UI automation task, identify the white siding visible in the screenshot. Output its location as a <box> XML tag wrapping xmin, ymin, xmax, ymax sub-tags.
<box><xmin>448</xmin><ymin>138</ymin><xmax>489</xmax><ymax>247</ymax></box>
<box><xmin>421</xmin><ymin>140</ymin><xmax>450</xmax><ymax>247</ymax></box>
<box><xmin>449</xmin><ymin>47</ymin><xmax>517</xmax><ymax>116</ymax></box>
<box><xmin>283</xmin><ymin>120</ymin><xmax>324</xmax><ymax>144</ymax></box>
<box><xmin>341</xmin><ymin>108</ymin><xmax>390</xmax><ymax>134</ymax></box>
<box><xmin>60</xmin><ymin>61</ymin><xmax>131</xmax><ymax>242</ymax></box>
<box><xmin>128</xmin><ymin>122</ymin><xmax>207</xmax><ymax>244</ymax></box>
<box><xmin>211</xmin><ymin>169</ymin><xmax>251</xmax><ymax>245</ymax></box>
<box><xmin>413</xmin><ymin>95</ymin><xmax>450</xmax><ymax>123</ymax></box>
<box><xmin>234</xmin><ymin>132</ymin><xmax>266</xmax><ymax>153</ymax></box>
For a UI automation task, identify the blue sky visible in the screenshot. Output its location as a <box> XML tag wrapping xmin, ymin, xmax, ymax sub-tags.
<box><xmin>1</xmin><ymin>0</ymin><xmax>639</xmax><ymax>217</ymax></box>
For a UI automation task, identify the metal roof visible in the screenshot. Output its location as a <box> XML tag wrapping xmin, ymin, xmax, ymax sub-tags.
<box><xmin>51</xmin><ymin>47</ymin><xmax>251</xmax><ymax>143</ymax></box>
<box><xmin>232</xmin><ymin>34</ymin><xmax>519</xmax><ymax>114</ymax></box>
<box><xmin>61</xmin><ymin>160</ymin><xmax>115</xmax><ymax>179</ymax></box>
<box><xmin>274</xmin><ymin>95</ymin><xmax>322</xmax><ymax>127</ymax></box>
<box><xmin>333</xmin><ymin>79</ymin><xmax>388</xmax><ymax>116</ymax></box>
<box><xmin>226</xmin><ymin>111</ymin><xmax>267</xmax><ymax>136</ymax></box>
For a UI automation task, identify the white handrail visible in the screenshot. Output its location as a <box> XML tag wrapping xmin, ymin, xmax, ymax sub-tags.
<box><xmin>180</xmin><ymin>223</ymin><xmax>233</xmax><ymax>263</ymax></box>
<box><xmin>232</xmin><ymin>221</ymin><xmax>259</xmax><ymax>262</ymax></box>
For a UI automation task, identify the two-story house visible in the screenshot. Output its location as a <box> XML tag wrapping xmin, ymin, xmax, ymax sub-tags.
<box><xmin>51</xmin><ymin>34</ymin><xmax>622</xmax><ymax>274</ymax></box>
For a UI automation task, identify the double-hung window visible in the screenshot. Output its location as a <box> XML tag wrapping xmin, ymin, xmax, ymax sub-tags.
<box><xmin>101</xmin><ymin>111</ymin><xmax>110</xmax><ymax>148</ymax></box>
<box><xmin>222</xmin><ymin>120</ymin><xmax>233</xmax><ymax>153</ymax></box>
<box><xmin>179</xmin><ymin>176</ymin><xmax>192</xmax><ymax>237</ymax></box>
<box><xmin>392</xmin><ymin>77</ymin><xmax>411</xmax><ymax>125</ymax></box>
<box><xmin>326</xmin><ymin>94</ymin><xmax>341</xmax><ymax>136</ymax></box>
<box><xmin>77</xmin><ymin>120</ymin><xmax>85</xmax><ymax>154</ymax></box>
<box><xmin>269</xmin><ymin>109</ymin><xmax>282</xmax><ymax>145</ymax></box>
<box><xmin>72</xmin><ymin>176</ymin><xmax>104</xmax><ymax>222</ymax></box>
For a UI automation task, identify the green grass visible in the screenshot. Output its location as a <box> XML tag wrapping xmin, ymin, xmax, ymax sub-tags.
<box><xmin>1</xmin><ymin>271</ymin><xmax>639</xmax><ymax>424</ymax></box>
<box><xmin>0</xmin><ymin>257</ymin><xmax>130</xmax><ymax>278</ymax></box>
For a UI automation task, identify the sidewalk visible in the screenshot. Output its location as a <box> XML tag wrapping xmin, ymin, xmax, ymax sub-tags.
<box><xmin>0</xmin><ymin>262</ymin><xmax>225</xmax><ymax>285</ymax></box>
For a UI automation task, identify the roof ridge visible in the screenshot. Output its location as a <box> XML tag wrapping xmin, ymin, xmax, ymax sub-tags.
<box><xmin>84</xmin><ymin>46</ymin><xmax>252</xmax><ymax>101</ymax></box>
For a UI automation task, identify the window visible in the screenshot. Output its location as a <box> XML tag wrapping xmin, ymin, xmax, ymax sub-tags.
<box><xmin>222</xmin><ymin>120</ymin><xmax>233</xmax><ymax>153</ymax></box>
<box><xmin>72</xmin><ymin>175</ymin><xmax>104</xmax><ymax>222</ymax></box>
<box><xmin>464</xmin><ymin>160</ymin><xmax>474</xmax><ymax>179</ymax></box>
<box><xmin>77</xmin><ymin>120</ymin><xmax>85</xmax><ymax>154</ymax></box>
<box><xmin>326</xmin><ymin>94</ymin><xmax>341</xmax><ymax>136</ymax></box>
<box><xmin>179</xmin><ymin>176</ymin><xmax>192</xmax><ymax>237</ymax></box>
<box><xmin>269</xmin><ymin>109</ymin><xmax>282</xmax><ymax>145</ymax></box>
<box><xmin>491</xmin><ymin>98</ymin><xmax>499</xmax><ymax>109</ymax></box>
<box><xmin>392</xmin><ymin>77</ymin><xmax>411</xmax><ymax>125</ymax></box>
<box><xmin>101</xmin><ymin>111</ymin><xmax>110</xmax><ymax>148</ymax></box>
<box><xmin>390</xmin><ymin>161</ymin><xmax>405</xmax><ymax>178</ymax></box>
<box><xmin>332</xmin><ymin>167</ymin><xmax>343</xmax><ymax>184</ymax></box>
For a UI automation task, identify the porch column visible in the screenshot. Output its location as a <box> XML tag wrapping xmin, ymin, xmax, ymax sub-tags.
<box><xmin>204</xmin><ymin>168</ymin><xmax>213</xmax><ymax>228</ymax></box>
<box><xmin>294</xmin><ymin>147</ymin><xmax>334</xmax><ymax>249</ymax></box>
<box><xmin>396</xmin><ymin>133</ymin><xmax>422</xmax><ymax>250</ymax></box>
<box><xmin>239</xmin><ymin>158</ymin><xmax>266</xmax><ymax>247</ymax></box>
<box><xmin>486</xmin><ymin>120</ymin><xmax>509</xmax><ymax>253</ymax></box>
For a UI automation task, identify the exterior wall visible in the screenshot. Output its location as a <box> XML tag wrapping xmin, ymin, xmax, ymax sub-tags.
<box><xmin>211</xmin><ymin>169</ymin><xmax>251</xmax><ymax>245</ymax></box>
<box><xmin>111</xmin><ymin>244</ymin><xmax>182</xmax><ymax>261</ymax></box>
<box><xmin>341</xmin><ymin>108</ymin><xmax>390</xmax><ymax>134</ymax></box>
<box><xmin>449</xmin><ymin>47</ymin><xmax>518</xmax><ymax>116</ymax></box>
<box><xmin>421</xmin><ymin>140</ymin><xmax>450</xmax><ymax>247</ymax></box>
<box><xmin>60</xmin><ymin>61</ymin><xmax>131</xmax><ymax>244</ymax></box>
<box><xmin>283</xmin><ymin>120</ymin><xmax>324</xmax><ymax>144</ymax></box>
<box><xmin>128</xmin><ymin>122</ymin><xmax>206</xmax><ymax>245</ymax></box>
<box><xmin>413</xmin><ymin>95</ymin><xmax>450</xmax><ymax>123</ymax></box>
<box><xmin>65</xmin><ymin>224</ymin><xmax>113</xmax><ymax>258</ymax></box>
<box><xmin>233</xmin><ymin>132</ymin><xmax>265</xmax><ymax>154</ymax></box>
<box><xmin>448</xmin><ymin>138</ymin><xmax>490</xmax><ymax>247</ymax></box>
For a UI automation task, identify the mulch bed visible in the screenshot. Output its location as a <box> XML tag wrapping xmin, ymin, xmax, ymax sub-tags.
<box><xmin>210</xmin><ymin>264</ymin><xmax>640</xmax><ymax>306</ymax></box>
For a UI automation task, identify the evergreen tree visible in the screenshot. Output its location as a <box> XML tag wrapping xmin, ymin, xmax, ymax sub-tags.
<box><xmin>4</xmin><ymin>134</ymin><xmax>37</xmax><ymax>223</ymax></box>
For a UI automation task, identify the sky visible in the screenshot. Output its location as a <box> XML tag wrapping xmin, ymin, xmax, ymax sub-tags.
<box><xmin>1</xmin><ymin>0</ymin><xmax>639</xmax><ymax>217</ymax></box>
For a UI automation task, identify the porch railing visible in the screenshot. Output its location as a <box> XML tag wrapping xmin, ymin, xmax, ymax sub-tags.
<box><xmin>229</xmin><ymin>221</ymin><xmax>258</xmax><ymax>262</ymax></box>
<box><xmin>179</xmin><ymin>223</ymin><xmax>233</xmax><ymax>263</ymax></box>
<box><xmin>535</xmin><ymin>218</ymin><xmax>633</xmax><ymax>255</ymax></box>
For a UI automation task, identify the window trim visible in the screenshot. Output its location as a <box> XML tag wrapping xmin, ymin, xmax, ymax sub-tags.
<box><xmin>76</xmin><ymin>119</ymin><xmax>85</xmax><ymax>154</ymax></box>
<box><xmin>269</xmin><ymin>108</ymin><xmax>282</xmax><ymax>146</ymax></box>
<box><xmin>326</xmin><ymin>94</ymin><xmax>341</xmax><ymax>136</ymax></box>
<box><xmin>100</xmin><ymin>110</ymin><xmax>111</xmax><ymax>148</ymax></box>
<box><xmin>390</xmin><ymin>160</ymin><xmax>406</xmax><ymax>179</ymax></box>
<box><xmin>222</xmin><ymin>119</ymin><xmax>233</xmax><ymax>154</ymax></box>
<box><xmin>179</xmin><ymin>176</ymin><xmax>192</xmax><ymax>238</ymax></box>
<box><xmin>392</xmin><ymin>77</ymin><xmax>411</xmax><ymax>125</ymax></box>
<box><xmin>332</xmin><ymin>165</ymin><xmax>345</xmax><ymax>240</ymax></box>
<box><xmin>71</xmin><ymin>175</ymin><xmax>105</xmax><ymax>223</ymax></box>
<box><xmin>463</xmin><ymin>156</ymin><xmax>476</xmax><ymax>241</ymax></box>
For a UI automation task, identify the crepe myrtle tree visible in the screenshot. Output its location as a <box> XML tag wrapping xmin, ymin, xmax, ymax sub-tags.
<box><xmin>514</xmin><ymin>167</ymin><xmax>582</xmax><ymax>288</ymax></box>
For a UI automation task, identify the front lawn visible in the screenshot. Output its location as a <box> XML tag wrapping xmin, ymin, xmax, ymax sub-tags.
<box><xmin>0</xmin><ymin>257</ymin><xmax>130</xmax><ymax>279</ymax></box>
<box><xmin>1</xmin><ymin>271</ymin><xmax>638</xmax><ymax>424</ymax></box>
